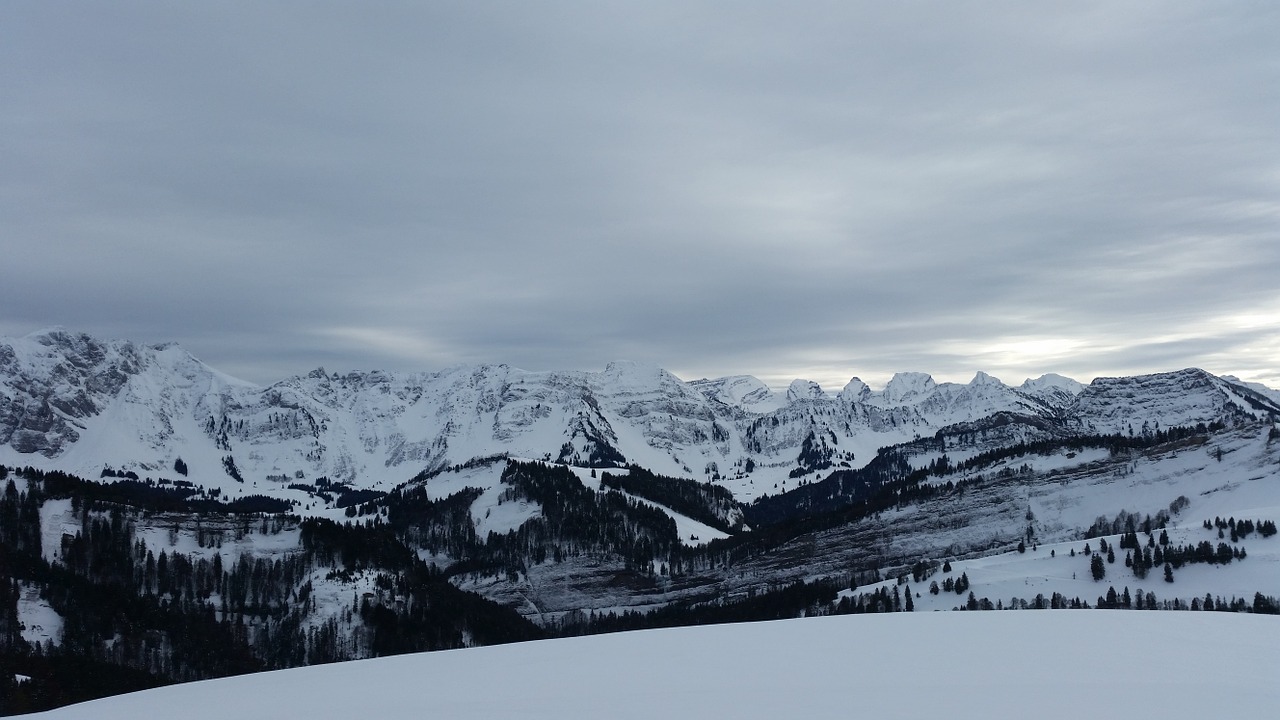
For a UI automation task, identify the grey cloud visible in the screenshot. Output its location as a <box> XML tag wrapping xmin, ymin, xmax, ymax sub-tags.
<box><xmin>2</xmin><ymin>2</ymin><xmax>1277</xmax><ymax>388</ymax></box>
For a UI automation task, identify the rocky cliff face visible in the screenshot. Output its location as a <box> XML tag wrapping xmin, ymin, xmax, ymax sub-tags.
<box><xmin>0</xmin><ymin>329</ymin><xmax>246</xmax><ymax>458</ymax></box>
<box><xmin>1068</xmin><ymin>368</ymin><xmax>1267</xmax><ymax>435</ymax></box>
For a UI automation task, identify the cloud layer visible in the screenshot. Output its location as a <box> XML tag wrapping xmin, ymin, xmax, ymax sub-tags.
<box><xmin>3</xmin><ymin>2</ymin><xmax>1278</xmax><ymax>389</ymax></box>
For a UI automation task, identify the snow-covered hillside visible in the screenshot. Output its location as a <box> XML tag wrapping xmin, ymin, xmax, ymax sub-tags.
<box><xmin>4</xmin><ymin>331</ymin><xmax>1280</xmax><ymax>716</ymax></box>
<box><xmin>28</xmin><ymin>611</ymin><xmax>1279</xmax><ymax>720</ymax></box>
<box><xmin>457</xmin><ymin>420</ymin><xmax>1280</xmax><ymax>619</ymax></box>
<box><xmin>851</xmin><ymin>506</ymin><xmax>1280</xmax><ymax>613</ymax></box>
<box><xmin>3</xmin><ymin>328</ymin><xmax>1277</xmax><ymax>510</ymax></box>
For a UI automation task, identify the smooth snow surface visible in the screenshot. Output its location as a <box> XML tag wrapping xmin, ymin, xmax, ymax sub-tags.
<box><xmin>16</xmin><ymin>585</ymin><xmax>62</xmax><ymax>646</ymax></box>
<box><xmin>31</xmin><ymin>612</ymin><xmax>1278</xmax><ymax>719</ymax></box>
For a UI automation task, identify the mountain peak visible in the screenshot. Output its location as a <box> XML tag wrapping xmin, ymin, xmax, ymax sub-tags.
<box><xmin>688</xmin><ymin>375</ymin><xmax>782</xmax><ymax>412</ymax></box>
<box><xmin>603</xmin><ymin>359</ymin><xmax>661</xmax><ymax>374</ymax></box>
<box><xmin>1021</xmin><ymin>373</ymin><xmax>1080</xmax><ymax>388</ymax></box>
<box><xmin>786</xmin><ymin>379</ymin><xmax>825</xmax><ymax>402</ymax></box>
<box><xmin>25</xmin><ymin>325</ymin><xmax>95</xmax><ymax>349</ymax></box>
<box><xmin>602</xmin><ymin>360</ymin><xmax>675</xmax><ymax>386</ymax></box>
<box><xmin>839</xmin><ymin>377</ymin><xmax>871</xmax><ymax>403</ymax></box>
<box><xmin>881</xmin><ymin>372</ymin><xmax>936</xmax><ymax>404</ymax></box>
<box><xmin>969</xmin><ymin>371</ymin><xmax>1003</xmax><ymax>387</ymax></box>
<box><xmin>25</xmin><ymin>324</ymin><xmax>70</xmax><ymax>339</ymax></box>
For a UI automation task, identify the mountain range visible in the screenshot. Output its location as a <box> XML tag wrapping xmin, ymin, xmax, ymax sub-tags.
<box><xmin>4</xmin><ymin>327</ymin><xmax>1277</xmax><ymax>507</ymax></box>
<box><xmin>3</xmin><ymin>327</ymin><xmax>1279</xmax><ymax>714</ymax></box>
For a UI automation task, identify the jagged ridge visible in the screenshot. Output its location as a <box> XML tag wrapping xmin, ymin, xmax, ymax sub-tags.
<box><xmin>1</xmin><ymin>329</ymin><xmax>1276</xmax><ymax>508</ymax></box>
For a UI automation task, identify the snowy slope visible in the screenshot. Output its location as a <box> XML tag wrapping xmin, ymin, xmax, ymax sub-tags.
<box><xmin>855</xmin><ymin>513</ymin><xmax>1280</xmax><ymax>613</ymax></box>
<box><xmin>464</xmin><ymin>420</ymin><xmax>1280</xmax><ymax>619</ymax></box>
<box><xmin>28</xmin><ymin>611</ymin><xmax>1280</xmax><ymax>720</ymax></box>
<box><xmin>1224</xmin><ymin>375</ymin><xmax>1280</xmax><ymax>405</ymax></box>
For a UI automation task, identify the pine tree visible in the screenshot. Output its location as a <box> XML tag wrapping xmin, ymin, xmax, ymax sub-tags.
<box><xmin>1091</xmin><ymin>553</ymin><xmax>1106</xmax><ymax>581</ymax></box>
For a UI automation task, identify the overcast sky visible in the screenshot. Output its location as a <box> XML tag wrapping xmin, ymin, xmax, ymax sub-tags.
<box><xmin>2</xmin><ymin>2</ymin><xmax>1278</xmax><ymax>391</ymax></box>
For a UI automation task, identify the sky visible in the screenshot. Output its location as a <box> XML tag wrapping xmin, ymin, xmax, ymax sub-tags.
<box><xmin>2</xmin><ymin>2</ymin><xmax>1278</xmax><ymax>391</ymax></box>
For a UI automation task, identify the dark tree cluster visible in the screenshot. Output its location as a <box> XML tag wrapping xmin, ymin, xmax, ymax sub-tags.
<box><xmin>383</xmin><ymin>486</ymin><xmax>483</xmax><ymax>559</ymax></box>
<box><xmin>558</xmin><ymin>578</ymin><xmax>842</xmax><ymax>636</ymax></box>
<box><xmin>790</xmin><ymin>429</ymin><xmax>835</xmax><ymax>477</ymax></box>
<box><xmin>300</xmin><ymin>517</ymin><xmax>543</xmax><ymax>657</ymax></box>
<box><xmin>1203</xmin><ymin>516</ymin><xmax>1277</xmax><ymax>540</ymax></box>
<box><xmin>221</xmin><ymin>455</ymin><xmax>244</xmax><ymax>483</ymax></box>
<box><xmin>1085</xmin><ymin>508</ymin><xmax>1172</xmax><ymax>540</ymax></box>
<box><xmin>1160</xmin><ymin>540</ymin><xmax>1245</xmax><ymax>569</ymax></box>
<box><xmin>0</xmin><ymin>468</ymin><xmax>543</xmax><ymax>714</ymax></box>
<box><xmin>474</xmin><ymin>461</ymin><xmax>679</xmax><ymax>574</ymax></box>
<box><xmin>10</xmin><ymin>466</ymin><xmax>291</xmax><ymax>515</ymax></box>
<box><xmin>909</xmin><ymin>559</ymin><xmax>940</xmax><ymax>583</ymax></box>
<box><xmin>834</xmin><ymin>584</ymin><xmax>907</xmax><ymax>614</ymax></box>
<box><xmin>600</xmin><ymin>464</ymin><xmax>743</xmax><ymax>533</ymax></box>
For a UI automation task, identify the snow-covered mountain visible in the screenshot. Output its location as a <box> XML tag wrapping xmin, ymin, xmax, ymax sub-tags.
<box><xmin>2</xmin><ymin>328</ymin><xmax>1277</xmax><ymax>508</ymax></box>
<box><xmin>1068</xmin><ymin>368</ymin><xmax>1278</xmax><ymax>435</ymax></box>
<box><xmin>688</xmin><ymin>374</ymin><xmax>785</xmax><ymax>412</ymax></box>
<box><xmin>5</xmin><ymin>329</ymin><xmax>1280</xmax><ymax>716</ymax></box>
<box><xmin>1019</xmin><ymin>372</ymin><xmax>1087</xmax><ymax>410</ymax></box>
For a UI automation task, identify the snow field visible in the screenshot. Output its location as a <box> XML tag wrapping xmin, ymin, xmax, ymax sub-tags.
<box><xmin>29</xmin><ymin>611</ymin><xmax>1280</xmax><ymax>720</ymax></box>
<box><xmin>16</xmin><ymin>584</ymin><xmax>62</xmax><ymax>646</ymax></box>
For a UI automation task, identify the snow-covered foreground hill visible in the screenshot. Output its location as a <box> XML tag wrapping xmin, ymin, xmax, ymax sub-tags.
<box><xmin>31</xmin><ymin>611</ymin><xmax>1279</xmax><ymax>720</ymax></box>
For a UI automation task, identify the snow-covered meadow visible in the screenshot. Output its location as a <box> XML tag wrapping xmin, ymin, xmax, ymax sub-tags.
<box><xmin>28</xmin><ymin>611</ymin><xmax>1279</xmax><ymax>719</ymax></box>
<box><xmin>852</xmin><ymin>505</ymin><xmax>1280</xmax><ymax>612</ymax></box>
